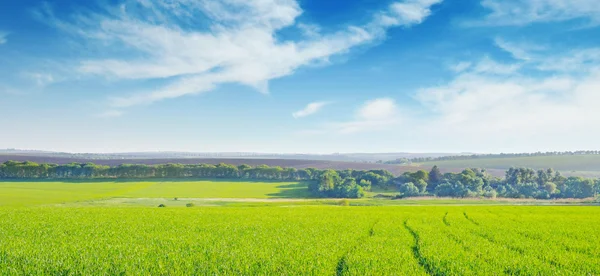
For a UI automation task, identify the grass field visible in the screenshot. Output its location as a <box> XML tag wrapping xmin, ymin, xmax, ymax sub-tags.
<box><xmin>1</xmin><ymin>180</ymin><xmax>599</xmax><ymax>274</ymax></box>
<box><xmin>0</xmin><ymin>180</ymin><xmax>310</xmax><ymax>206</ymax></box>
<box><xmin>1</xmin><ymin>206</ymin><xmax>599</xmax><ymax>274</ymax></box>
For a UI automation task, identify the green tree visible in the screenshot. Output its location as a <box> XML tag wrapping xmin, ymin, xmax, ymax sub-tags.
<box><xmin>415</xmin><ymin>179</ymin><xmax>428</xmax><ymax>194</ymax></box>
<box><xmin>398</xmin><ymin>182</ymin><xmax>420</xmax><ymax>197</ymax></box>
<box><xmin>428</xmin><ymin>165</ymin><xmax>443</xmax><ymax>190</ymax></box>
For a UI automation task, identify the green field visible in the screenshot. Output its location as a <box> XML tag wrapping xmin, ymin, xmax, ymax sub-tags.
<box><xmin>0</xmin><ymin>180</ymin><xmax>311</xmax><ymax>206</ymax></box>
<box><xmin>1</xmin><ymin>206</ymin><xmax>599</xmax><ymax>274</ymax></box>
<box><xmin>1</xmin><ymin>180</ymin><xmax>599</xmax><ymax>274</ymax></box>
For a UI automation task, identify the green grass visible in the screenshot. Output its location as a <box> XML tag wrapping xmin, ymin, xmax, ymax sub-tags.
<box><xmin>1</xmin><ymin>180</ymin><xmax>598</xmax><ymax>274</ymax></box>
<box><xmin>0</xmin><ymin>180</ymin><xmax>310</xmax><ymax>206</ymax></box>
<box><xmin>0</xmin><ymin>206</ymin><xmax>598</xmax><ymax>274</ymax></box>
<box><xmin>420</xmin><ymin>154</ymin><xmax>600</xmax><ymax>172</ymax></box>
<box><xmin>119</xmin><ymin>180</ymin><xmax>311</xmax><ymax>199</ymax></box>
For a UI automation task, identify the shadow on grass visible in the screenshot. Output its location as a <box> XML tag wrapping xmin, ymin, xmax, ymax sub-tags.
<box><xmin>267</xmin><ymin>182</ymin><xmax>313</xmax><ymax>198</ymax></box>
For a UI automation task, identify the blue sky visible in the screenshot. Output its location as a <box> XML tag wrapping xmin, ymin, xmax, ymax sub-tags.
<box><xmin>1</xmin><ymin>0</ymin><xmax>600</xmax><ymax>153</ymax></box>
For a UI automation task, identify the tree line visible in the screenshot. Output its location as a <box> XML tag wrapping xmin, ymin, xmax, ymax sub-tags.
<box><xmin>395</xmin><ymin>166</ymin><xmax>599</xmax><ymax>199</ymax></box>
<box><xmin>0</xmin><ymin>161</ymin><xmax>320</xmax><ymax>180</ymax></box>
<box><xmin>383</xmin><ymin>150</ymin><xmax>600</xmax><ymax>164</ymax></box>
<box><xmin>1</xmin><ymin>161</ymin><xmax>598</xmax><ymax>199</ymax></box>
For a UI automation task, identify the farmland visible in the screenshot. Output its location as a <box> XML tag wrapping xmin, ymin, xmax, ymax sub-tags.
<box><xmin>6</xmin><ymin>153</ymin><xmax>600</xmax><ymax>178</ymax></box>
<box><xmin>0</xmin><ymin>179</ymin><xmax>599</xmax><ymax>274</ymax></box>
<box><xmin>418</xmin><ymin>155</ymin><xmax>600</xmax><ymax>177</ymax></box>
<box><xmin>0</xmin><ymin>206</ymin><xmax>599</xmax><ymax>274</ymax></box>
<box><xmin>0</xmin><ymin>180</ymin><xmax>310</xmax><ymax>207</ymax></box>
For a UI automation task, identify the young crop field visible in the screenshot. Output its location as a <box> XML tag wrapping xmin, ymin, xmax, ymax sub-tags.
<box><xmin>0</xmin><ymin>206</ymin><xmax>598</xmax><ymax>275</ymax></box>
<box><xmin>0</xmin><ymin>180</ymin><xmax>310</xmax><ymax>206</ymax></box>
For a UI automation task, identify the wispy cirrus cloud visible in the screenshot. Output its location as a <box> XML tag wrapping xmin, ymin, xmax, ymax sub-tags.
<box><xmin>478</xmin><ymin>0</ymin><xmax>600</xmax><ymax>26</ymax></box>
<box><xmin>292</xmin><ymin>101</ymin><xmax>330</xmax><ymax>118</ymax></box>
<box><xmin>333</xmin><ymin>98</ymin><xmax>400</xmax><ymax>134</ymax></box>
<box><xmin>39</xmin><ymin>0</ymin><xmax>442</xmax><ymax>112</ymax></box>
<box><xmin>494</xmin><ymin>38</ymin><xmax>546</xmax><ymax>61</ymax></box>
<box><xmin>303</xmin><ymin>98</ymin><xmax>400</xmax><ymax>135</ymax></box>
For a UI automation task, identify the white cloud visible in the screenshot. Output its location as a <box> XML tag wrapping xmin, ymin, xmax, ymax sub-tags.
<box><xmin>331</xmin><ymin>98</ymin><xmax>400</xmax><ymax>134</ymax></box>
<box><xmin>479</xmin><ymin>0</ymin><xmax>600</xmax><ymax>26</ymax></box>
<box><xmin>494</xmin><ymin>38</ymin><xmax>546</xmax><ymax>61</ymax></box>
<box><xmin>297</xmin><ymin>23</ymin><xmax>321</xmax><ymax>38</ymax></box>
<box><xmin>472</xmin><ymin>56</ymin><xmax>521</xmax><ymax>75</ymax></box>
<box><xmin>450</xmin><ymin>56</ymin><xmax>522</xmax><ymax>75</ymax></box>
<box><xmin>377</xmin><ymin>0</ymin><xmax>442</xmax><ymax>27</ymax></box>
<box><xmin>537</xmin><ymin>48</ymin><xmax>600</xmax><ymax>72</ymax></box>
<box><xmin>42</xmin><ymin>0</ymin><xmax>442</xmax><ymax>108</ymax></box>
<box><xmin>450</xmin><ymin>61</ymin><xmax>472</xmax><ymax>73</ymax></box>
<box><xmin>292</xmin><ymin>101</ymin><xmax>329</xmax><ymax>118</ymax></box>
<box><xmin>25</xmin><ymin>73</ymin><xmax>55</xmax><ymax>87</ymax></box>
<box><xmin>410</xmin><ymin>42</ymin><xmax>600</xmax><ymax>152</ymax></box>
<box><xmin>357</xmin><ymin>98</ymin><xmax>398</xmax><ymax>120</ymax></box>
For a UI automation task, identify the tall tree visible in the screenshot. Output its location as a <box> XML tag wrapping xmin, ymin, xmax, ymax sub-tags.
<box><xmin>428</xmin><ymin>165</ymin><xmax>443</xmax><ymax>188</ymax></box>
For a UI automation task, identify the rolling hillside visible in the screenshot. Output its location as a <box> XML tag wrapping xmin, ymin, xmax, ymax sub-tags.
<box><xmin>419</xmin><ymin>155</ymin><xmax>600</xmax><ymax>177</ymax></box>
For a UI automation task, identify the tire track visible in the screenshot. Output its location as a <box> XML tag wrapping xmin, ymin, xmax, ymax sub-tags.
<box><xmin>403</xmin><ymin>220</ymin><xmax>440</xmax><ymax>276</ymax></box>
<box><xmin>516</xmin><ymin>231</ymin><xmax>597</xmax><ymax>258</ymax></box>
<box><xmin>462</xmin><ymin>212</ymin><xmax>479</xmax><ymax>225</ymax></box>
<box><xmin>469</xmin><ymin>230</ymin><xmax>564</xmax><ymax>269</ymax></box>
<box><xmin>442</xmin><ymin>212</ymin><xmax>450</xmax><ymax>226</ymax></box>
<box><xmin>335</xmin><ymin>219</ymin><xmax>379</xmax><ymax>276</ymax></box>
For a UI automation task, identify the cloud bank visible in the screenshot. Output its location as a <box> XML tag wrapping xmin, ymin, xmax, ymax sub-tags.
<box><xmin>42</xmin><ymin>0</ymin><xmax>441</xmax><ymax>110</ymax></box>
<box><xmin>410</xmin><ymin>40</ymin><xmax>600</xmax><ymax>151</ymax></box>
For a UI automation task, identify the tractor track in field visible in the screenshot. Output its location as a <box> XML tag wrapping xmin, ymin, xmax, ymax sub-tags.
<box><xmin>403</xmin><ymin>219</ymin><xmax>441</xmax><ymax>276</ymax></box>
<box><xmin>462</xmin><ymin>212</ymin><xmax>479</xmax><ymax>225</ymax></box>
<box><xmin>515</xmin><ymin>231</ymin><xmax>598</xmax><ymax>258</ymax></box>
<box><xmin>442</xmin><ymin>212</ymin><xmax>450</xmax><ymax>226</ymax></box>
<box><xmin>449</xmin><ymin>211</ymin><xmax>562</xmax><ymax>270</ymax></box>
<box><xmin>335</xmin><ymin>219</ymin><xmax>380</xmax><ymax>276</ymax></box>
<box><xmin>469</xmin><ymin>229</ymin><xmax>564</xmax><ymax>269</ymax></box>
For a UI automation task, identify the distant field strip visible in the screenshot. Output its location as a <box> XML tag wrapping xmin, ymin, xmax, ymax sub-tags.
<box><xmin>0</xmin><ymin>206</ymin><xmax>598</xmax><ymax>274</ymax></box>
<box><xmin>420</xmin><ymin>154</ymin><xmax>600</xmax><ymax>171</ymax></box>
<box><xmin>0</xmin><ymin>180</ymin><xmax>310</xmax><ymax>206</ymax></box>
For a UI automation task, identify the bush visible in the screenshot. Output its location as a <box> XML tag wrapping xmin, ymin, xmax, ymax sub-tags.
<box><xmin>158</xmin><ymin>204</ymin><xmax>166</xmax><ymax>208</ymax></box>
<box><xmin>398</xmin><ymin>182</ymin><xmax>421</xmax><ymax>197</ymax></box>
<box><xmin>483</xmin><ymin>189</ymin><xmax>497</xmax><ymax>199</ymax></box>
<box><xmin>358</xmin><ymin>179</ymin><xmax>372</xmax><ymax>191</ymax></box>
<box><xmin>185</xmin><ymin>203</ymin><xmax>195</xmax><ymax>207</ymax></box>
<box><xmin>338</xmin><ymin>199</ymin><xmax>350</xmax><ymax>206</ymax></box>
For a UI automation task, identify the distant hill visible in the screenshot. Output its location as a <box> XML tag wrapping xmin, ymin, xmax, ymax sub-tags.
<box><xmin>0</xmin><ymin>154</ymin><xmax>424</xmax><ymax>176</ymax></box>
<box><xmin>0</xmin><ymin>149</ymin><xmax>467</xmax><ymax>163</ymax></box>
<box><xmin>419</xmin><ymin>155</ymin><xmax>600</xmax><ymax>178</ymax></box>
<box><xmin>3</xmin><ymin>150</ymin><xmax>600</xmax><ymax>178</ymax></box>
